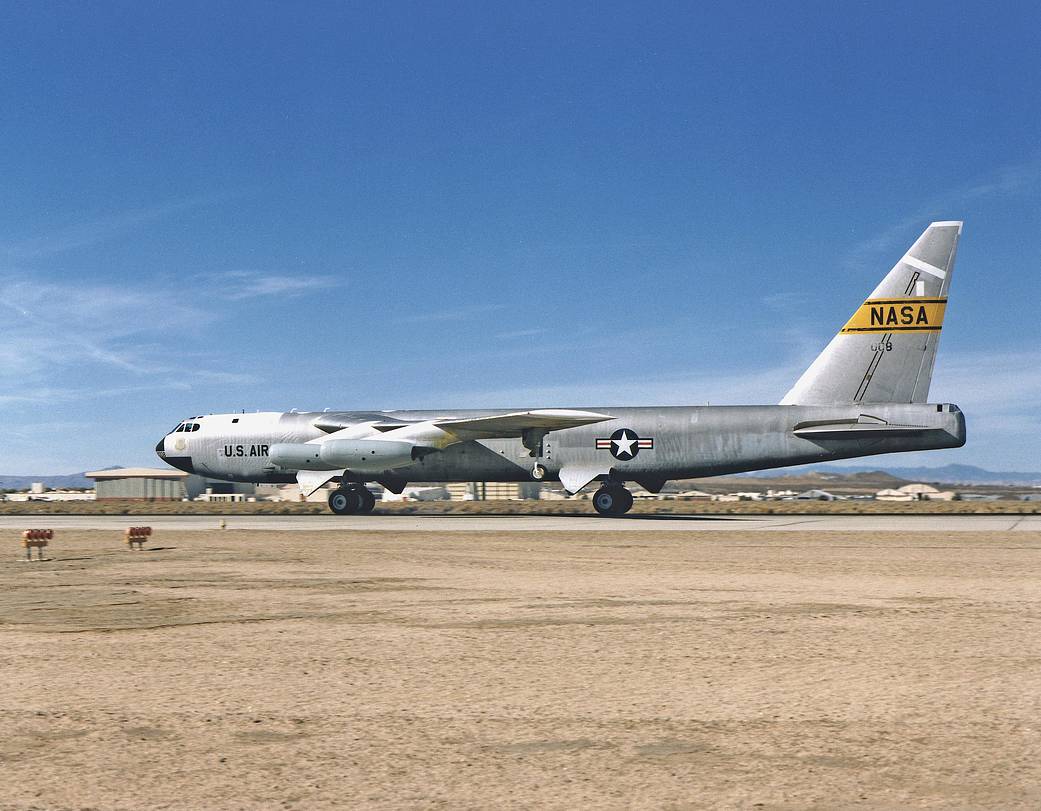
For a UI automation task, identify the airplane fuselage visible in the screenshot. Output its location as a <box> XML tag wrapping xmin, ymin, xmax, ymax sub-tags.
<box><xmin>158</xmin><ymin>402</ymin><xmax>965</xmax><ymax>493</ymax></box>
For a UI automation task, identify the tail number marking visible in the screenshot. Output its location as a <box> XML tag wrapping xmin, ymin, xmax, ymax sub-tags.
<box><xmin>840</xmin><ymin>298</ymin><xmax>946</xmax><ymax>334</ymax></box>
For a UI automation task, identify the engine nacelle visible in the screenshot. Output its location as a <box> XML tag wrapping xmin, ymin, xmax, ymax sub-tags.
<box><xmin>269</xmin><ymin>443</ymin><xmax>337</xmax><ymax>471</ymax></box>
<box><xmin>268</xmin><ymin>439</ymin><xmax>417</xmax><ymax>472</ymax></box>
<box><xmin>319</xmin><ymin>439</ymin><xmax>416</xmax><ymax>471</ymax></box>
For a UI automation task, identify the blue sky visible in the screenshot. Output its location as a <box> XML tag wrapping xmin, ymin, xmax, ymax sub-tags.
<box><xmin>2</xmin><ymin>2</ymin><xmax>1041</xmax><ymax>473</ymax></box>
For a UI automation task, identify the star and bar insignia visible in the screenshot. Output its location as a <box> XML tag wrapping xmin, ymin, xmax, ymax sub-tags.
<box><xmin>596</xmin><ymin>428</ymin><xmax>654</xmax><ymax>460</ymax></box>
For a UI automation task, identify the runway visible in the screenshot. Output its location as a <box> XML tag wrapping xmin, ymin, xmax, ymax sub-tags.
<box><xmin>2</xmin><ymin>512</ymin><xmax>1041</xmax><ymax>532</ymax></box>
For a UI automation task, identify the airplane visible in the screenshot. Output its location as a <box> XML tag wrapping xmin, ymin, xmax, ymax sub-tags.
<box><xmin>156</xmin><ymin>221</ymin><xmax>966</xmax><ymax>516</ymax></box>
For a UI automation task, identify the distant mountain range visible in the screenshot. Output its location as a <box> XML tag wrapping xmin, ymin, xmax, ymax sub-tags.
<box><xmin>739</xmin><ymin>464</ymin><xmax>1041</xmax><ymax>486</ymax></box>
<box><xmin>0</xmin><ymin>468</ymin><xmax>120</xmax><ymax>490</ymax></box>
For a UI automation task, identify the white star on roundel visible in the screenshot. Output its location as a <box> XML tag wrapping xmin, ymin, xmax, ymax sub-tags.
<box><xmin>612</xmin><ymin>431</ymin><xmax>637</xmax><ymax>458</ymax></box>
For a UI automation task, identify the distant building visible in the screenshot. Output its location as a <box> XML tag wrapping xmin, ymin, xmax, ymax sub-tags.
<box><xmin>85</xmin><ymin>469</ymin><xmax>256</xmax><ymax>501</ymax></box>
<box><xmin>539</xmin><ymin>488</ymin><xmax>577</xmax><ymax>500</ymax></box>
<box><xmin>4</xmin><ymin>489</ymin><xmax>95</xmax><ymax>502</ymax></box>
<box><xmin>898</xmin><ymin>483</ymin><xmax>942</xmax><ymax>499</ymax></box>
<box><xmin>674</xmin><ymin>489</ymin><xmax>712</xmax><ymax>501</ymax></box>
<box><xmin>795</xmin><ymin>489</ymin><xmax>838</xmax><ymax>501</ymax></box>
<box><xmin>381</xmin><ymin>486</ymin><xmax>450</xmax><ymax>502</ymax></box>
<box><xmin>876</xmin><ymin>483</ymin><xmax>955</xmax><ymax>501</ymax></box>
<box><xmin>87</xmin><ymin>468</ymin><xmax>201</xmax><ymax>501</ymax></box>
<box><xmin>196</xmin><ymin>489</ymin><xmax>249</xmax><ymax>503</ymax></box>
<box><xmin>445</xmin><ymin>482</ymin><xmax>540</xmax><ymax>501</ymax></box>
<box><xmin>263</xmin><ymin>483</ymin><xmax>337</xmax><ymax>503</ymax></box>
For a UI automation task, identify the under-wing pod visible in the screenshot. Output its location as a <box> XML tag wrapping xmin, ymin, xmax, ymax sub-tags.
<box><xmin>269</xmin><ymin>439</ymin><xmax>419</xmax><ymax>472</ymax></box>
<box><xmin>318</xmin><ymin>439</ymin><xmax>417</xmax><ymax>471</ymax></box>
<box><xmin>269</xmin><ymin>443</ymin><xmax>336</xmax><ymax>471</ymax></box>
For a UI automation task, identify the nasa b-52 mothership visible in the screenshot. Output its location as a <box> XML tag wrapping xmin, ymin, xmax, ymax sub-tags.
<box><xmin>157</xmin><ymin>221</ymin><xmax>965</xmax><ymax>516</ymax></box>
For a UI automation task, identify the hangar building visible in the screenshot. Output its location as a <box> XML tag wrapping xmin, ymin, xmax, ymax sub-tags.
<box><xmin>86</xmin><ymin>468</ymin><xmax>259</xmax><ymax>501</ymax></box>
<box><xmin>86</xmin><ymin>468</ymin><xmax>206</xmax><ymax>501</ymax></box>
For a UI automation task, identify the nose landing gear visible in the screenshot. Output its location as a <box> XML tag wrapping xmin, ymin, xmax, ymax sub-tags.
<box><xmin>592</xmin><ymin>484</ymin><xmax>634</xmax><ymax>517</ymax></box>
<box><xmin>328</xmin><ymin>484</ymin><xmax>376</xmax><ymax>515</ymax></box>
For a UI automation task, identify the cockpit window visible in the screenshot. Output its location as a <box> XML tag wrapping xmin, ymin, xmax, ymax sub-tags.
<box><xmin>191</xmin><ymin>423</ymin><xmax>200</xmax><ymax>431</ymax></box>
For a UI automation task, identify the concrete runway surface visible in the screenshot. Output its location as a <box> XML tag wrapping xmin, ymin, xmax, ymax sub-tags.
<box><xmin>3</xmin><ymin>527</ymin><xmax>1041</xmax><ymax>809</ymax></box>
<box><xmin>3</xmin><ymin>512</ymin><xmax>1041</xmax><ymax>532</ymax></box>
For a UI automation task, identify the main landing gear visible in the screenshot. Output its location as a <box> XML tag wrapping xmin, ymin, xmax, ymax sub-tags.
<box><xmin>592</xmin><ymin>483</ymin><xmax>634</xmax><ymax>517</ymax></box>
<box><xmin>328</xmin><ymin>484</ymin><xmax>376</xmax><ymax>515</ymax></box>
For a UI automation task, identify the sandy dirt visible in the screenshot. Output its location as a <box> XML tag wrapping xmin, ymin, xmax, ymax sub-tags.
<box><xmin>2</xmin><ymin>529</ymin><xmax>1041</xmax><ymax>810</ymax></box>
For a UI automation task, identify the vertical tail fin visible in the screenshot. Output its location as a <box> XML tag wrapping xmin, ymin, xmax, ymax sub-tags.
<box><xmin>780</xmin><ymin>221</ymin><xmax>962</xmax><ymax>405</ymax></box>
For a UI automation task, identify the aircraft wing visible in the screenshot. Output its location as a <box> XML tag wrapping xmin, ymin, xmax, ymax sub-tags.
<box><xmin>291</xmin><ymin>409</ymin><xmax>614</xmax><ymax>497</ymax></box>
<box><xmin>435</xmin><ymin>409</ymin><xmax>614</xmax><ymax>438</ymax></box>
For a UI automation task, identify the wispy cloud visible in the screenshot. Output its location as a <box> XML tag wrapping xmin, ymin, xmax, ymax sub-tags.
<box><xmin>845</xmin><ymin>157</ymin><xmax>1041</xmax><ymax>270</ymax></box>
<box><xmin>395</xmin><ymin>303</ymin><xmax>508</xmax><ymax>324</ymax></box>
<box><xmin>0</xmin><ymin>382</ymin><xmax>199</xmax><ymax>407</ymax></box>
<box><xmin>761</xmin><ymin>291</ymin><xmax>809</xmax><ymax>312</ymax></box>
<box><xmin>953</xmin><ymin>158</ymin><xmax>1041</xmax><ymax>202</ymax></box>
<box><xmin>0</xmin><ymin>273</ymin><xmax>256</xmax><ymax>406</ymax></box>
<box><xmin>0</xmin><ymin>278</ymin><xmax>207</xmax><ymax>374</ymax></box>
<box><xmin>926</xmin><ymin>347</ymin><xmax>1041</xmax><ymax>466</ymax></box>
<box><xmin>0</xmin><ymin>193</ymin><xmax>231</xmax><ymax>260</ymax></box>
<box><xmin>211</xmin><ymin>270</ymin><xmax>343</xmax><ymax>300</ymax></box>
<box><xmin>437</xmin><ymin>361</ymin><xmax>802</xmax><ymax>408</ymax></box>
<box><xmin>933</xmin><ymin>348</ymin><xmax>1041</xmax><ymax>415</ymax></box>
<box><xmin>495</xmin><ymin>327</ymin><xmax>548</xmax><ymax>340</ymax></box>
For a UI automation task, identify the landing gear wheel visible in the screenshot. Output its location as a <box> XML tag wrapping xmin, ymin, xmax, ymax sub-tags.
<box><xmin>592</xmin><ymin>485</ymin><xmax>634</xmax><ymax>517</ymax></box>
<box><xmin>328</xmin><ymin>487</ymin><xmax>364</xmax><ymax>515</ymax></box>
<box><xmin>357</xmin><ymin>487</ymin><xmax>376</xmax><ymax>514</ymax></box>
<box><xmin>531</xmin><ymin>463</ymin><xmax>547</xmax><ymax>481</ymax></box>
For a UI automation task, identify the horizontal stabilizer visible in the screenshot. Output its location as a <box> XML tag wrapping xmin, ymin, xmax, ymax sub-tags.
<box><xmin>793</xmin><ymin>415</ymin><xmax>927</xmax><ymax>439</ymax></box>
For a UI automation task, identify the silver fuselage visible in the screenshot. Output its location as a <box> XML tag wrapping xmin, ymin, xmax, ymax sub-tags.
<box><xmin>157</xmin><ymin>403</ymin><xmax>965</xmax><ymax>489</ymax></box>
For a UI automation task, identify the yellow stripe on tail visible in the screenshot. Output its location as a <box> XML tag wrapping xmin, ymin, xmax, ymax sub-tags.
<box><xmin>839</xmin><ymin>298</ymin><xmax>946</xmax><ymax>334</ymax></box>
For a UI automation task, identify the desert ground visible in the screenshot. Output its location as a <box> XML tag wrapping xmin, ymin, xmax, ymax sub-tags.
<box><xmin>3</xmin><ymin>526</ymin><xmax>1041</xmax><ymax>809</ymax></box>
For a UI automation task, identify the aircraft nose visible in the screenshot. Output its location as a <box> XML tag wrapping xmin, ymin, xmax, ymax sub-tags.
<box><xmin>156</xmin><ymin>432</ymin><xmax>196</xmax><ymax>473</ymax></box>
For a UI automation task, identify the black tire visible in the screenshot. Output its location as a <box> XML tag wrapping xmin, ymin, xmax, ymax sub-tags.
<box><xmin>328</xmin><ymin>488</ymin><xmax>363</xmax><ymax>515</ymax></box>
<box><xmin>358</xmin><ymin>487</ymin><xmax>376</xmax><ymax>513</ymax></box>
<box><xmin>593</xmin><ymin>485</ymin><xmax>633</xmax><ymax>517</ymax></box>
